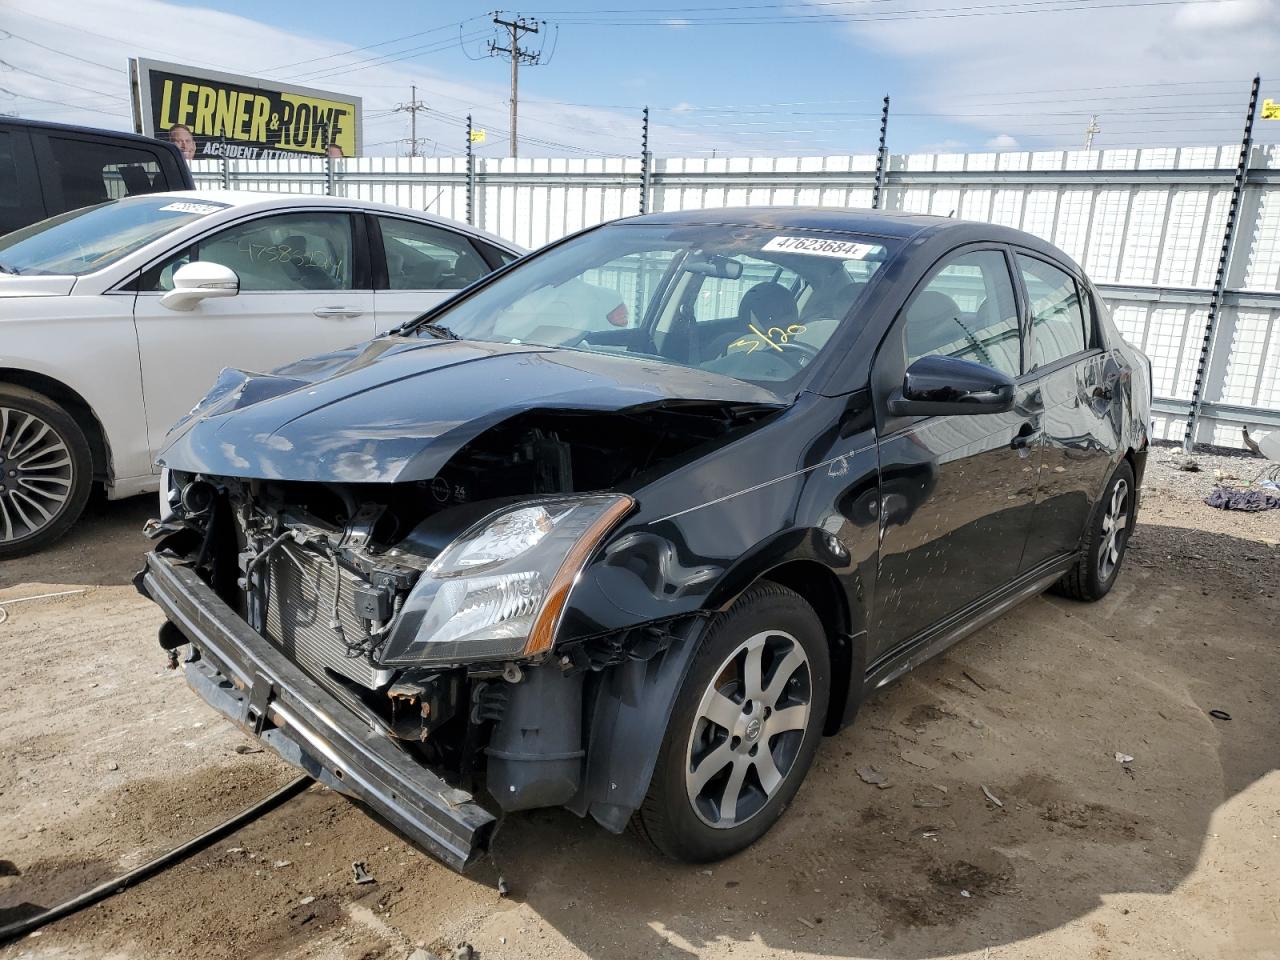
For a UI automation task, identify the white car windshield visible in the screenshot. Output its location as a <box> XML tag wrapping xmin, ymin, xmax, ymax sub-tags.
<box><xmin>414</xmin><ymin>223</ymin><xmax>897</xmax><ymax>390</ymax></box>
<box><xmin>0</xmin><ymin>197</ymin><xmax>228</xmax><ymax>277</ymax></box>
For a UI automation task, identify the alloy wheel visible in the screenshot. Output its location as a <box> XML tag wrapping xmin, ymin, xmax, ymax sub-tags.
<box><xmin>0</xmin><ymin>407</ymin><xmax>75</xmax><ymax>545</ymax></box>
<box><xmin>1098</xmin><ymin>477</ymin><xmax>1129</xmax><ymax>581</ymax></box>
<box><xmin>685</xmin><ymin>629</ymin><xmax>813</xmax><ymax>829</ymax></box>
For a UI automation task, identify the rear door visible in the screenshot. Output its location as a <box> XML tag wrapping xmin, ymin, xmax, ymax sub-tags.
<box><xmin>369</xmin><ymin>214</ymin><xmax>500</xmax><ymax>330</ymax></box>
<box><xmin>870</xmin><ymin>246</ymin><xmax>1040</xmax><ymax>654</ymax></box>
<box><xmin>133</xmin><ymin>209</ymin><xmax>375</xmax><ymax>462</ymax></box>
<box><xmin>1013</xmin><ymin>252</ymin><xmax>1118</xmax><ymax>570</ymax></box>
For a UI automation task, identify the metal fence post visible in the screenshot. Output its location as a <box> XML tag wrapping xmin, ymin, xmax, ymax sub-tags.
<box><xmin>640</xmin><ymin>106</ymin><xmax>652</xmax><ymax>215</ymax></box>
<box><xmin>872</xmin><ymin>95</ymin><xmax>890</xmax><ymax>210</ymax></box>
<box><xmin>1182</xmin><ymin>75</ymin><xmax>1260</xmax><ymax>452</ymax></box>
<box><xmin>466</xmin><ymin>113</ymin><xmax>476</xmax><ymax>226</ymax></box>
<box><xmin>325</xmin><ymin>156</ymin><xmax>336</xmax><ymax>196</ymax></box>
<box><xmin>220</xmin><ymin>157</ymin><xmax>230</xmax><ymax>190</ymax></box>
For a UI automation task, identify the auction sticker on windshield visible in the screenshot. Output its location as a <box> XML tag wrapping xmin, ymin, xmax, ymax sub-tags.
<box><xmin>158</xmin><ymin>202</ymin><xmax>227</xmax><ymax>215</ymax></box>
<box><xmin>762</xmin><ymin>236</ymin><xmax>878</xmax><ymax>259</ymax></box>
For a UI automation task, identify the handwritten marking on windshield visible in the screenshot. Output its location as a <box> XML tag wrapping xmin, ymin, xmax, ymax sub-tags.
<box><xmin>729</xmin><ymin>322</ymin><xmax>807</xmax><ymax>354</ymax></box>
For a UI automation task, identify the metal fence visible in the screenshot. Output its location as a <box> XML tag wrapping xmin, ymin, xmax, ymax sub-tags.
<box><xmin>191</xmin><ymin>144</ymin><xmax>1280</xmax><ymax>449</ymax></box>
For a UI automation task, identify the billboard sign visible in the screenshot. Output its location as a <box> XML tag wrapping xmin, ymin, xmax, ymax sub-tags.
<box><xmin>130</xmin><ymin>59</ymin><xmax>362</xmax><ymax>160</ymax></box>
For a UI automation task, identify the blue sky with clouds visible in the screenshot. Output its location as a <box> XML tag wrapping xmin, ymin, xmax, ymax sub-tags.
<box><xmin>4</xmin><ymin>0</ymin><xmax>1277</xmax><ymax>157</ymax></box>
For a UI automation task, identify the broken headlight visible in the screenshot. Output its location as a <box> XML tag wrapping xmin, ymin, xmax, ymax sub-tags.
<box><xmin>378</xmin><ymin>494</ymin><xmax>633</xmax><ymax>665</ymax></box>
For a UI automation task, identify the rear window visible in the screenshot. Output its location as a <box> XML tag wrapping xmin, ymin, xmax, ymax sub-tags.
<box><xmin>0</xmin><ymin>196</ymin><xmax>227</xmax><ymax>276</ymax></box>
<box><xmin>45</xmin><ymin>136</ymin><xmax>170</xmax><ymax>209</ymax></box>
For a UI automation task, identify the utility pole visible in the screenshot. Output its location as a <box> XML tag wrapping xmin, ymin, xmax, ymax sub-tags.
<box><xmin>488</xmin><ymin>14</ymin><xmax>543</xmax><ymax>158</ymax></box>
<box><xmin>394</xmin><ymin>84</ymin><xmax>428</xmax><ymax>158</ymax></box>
<box><xmin>1083</xmin><ymin>114</ymin><xmax>1101</xmax><ymax>151</ymax></box>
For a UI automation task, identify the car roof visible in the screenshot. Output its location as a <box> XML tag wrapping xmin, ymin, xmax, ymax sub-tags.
<box><xmin>0</xmin><ymin>116</ymin><xmax>176</xmax><ymax>148</ymax></box>
<box><xmin>138</xmin><ymin>190</ymin><xmax>524</xmax><ymax>253</ymax></box>
<box><xmin>620</xmin><ymin>206</ymin><xmax>1074</xmax><ymax>267</ymax></box>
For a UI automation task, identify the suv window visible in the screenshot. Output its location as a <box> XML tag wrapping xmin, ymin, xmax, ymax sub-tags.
<box><xmin>904</xmin><ymin>249</ymin><xmax>1021</xmax><ymax>377</ymax></box>
<box><xmin>46</xmin><ymin>136</ymin><xmax>165</xmax><ymax>208</ymax></box>
<box><xmin>1018</xmin><ymin>255</ymin><xmax>1087</xmax><ymax>369</ymax></box>
<box><xmin>143</xmin><ymin>213</ymin><xmax>354</xmax><ymax>292</ymax></box>
<box><xmin>0</xmin><ymin>132</ymin><xmax>20</xmax><ymax>210</ymax></box>
<box><xmin>378</xmin><ymin>217</ymin><xmax>490</xmax><ymax>290</ymax></box>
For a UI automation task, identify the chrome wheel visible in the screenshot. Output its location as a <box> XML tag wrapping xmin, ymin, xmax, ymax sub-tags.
<box><xmin>0</xmin><ymin>406</ymin><xmax>74</xmax><ymax>545</ymax></box>
<box><xmin>1098</xmin><ymin>477</ymin><xmax>1129</xmax><ymax>581</ymax></box>
<box><xmin>685</xmin><ymin>629</ymin><xmax>812</xmax><ymax>829</ymax></box>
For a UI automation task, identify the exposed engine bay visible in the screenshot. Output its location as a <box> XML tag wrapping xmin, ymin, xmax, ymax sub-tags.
<box><xmin>154</xmin><ymin>402</ymin><xmax>772</xmax><ymax>785</ymax></box>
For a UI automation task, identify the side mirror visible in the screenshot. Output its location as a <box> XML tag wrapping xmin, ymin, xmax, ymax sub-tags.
<box><xmin>888</xmin><ymin>355</ymin><xmax>1015</xmax><ymax>418</ymax></box>
<box><xmin>161</xmin><ymin>262</ymin><xmax>240</xmax><ymax>311</ymax></box>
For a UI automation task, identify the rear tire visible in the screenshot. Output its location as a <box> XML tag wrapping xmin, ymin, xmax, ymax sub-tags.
<box><xmin>632</xmin><ymin>583</ymin><xmax>830</xmax><ymax>862</ymax></box>
<box><xmin>1053</xmin><ymin>459</ymin><xmax>1135</xmax><ymax>602</ymax></box>
<box><xmin>0</xmin><ymin>385</ymin><xmax>93</xmax><ymax>559</ymax></box>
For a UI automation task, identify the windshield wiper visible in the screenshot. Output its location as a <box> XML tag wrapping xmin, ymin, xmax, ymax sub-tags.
<box><xmin>414</xmin><ymin>320</ymin><xmax>461</xmax><ymax>341</ymax></box>
<box><xmin>0</xmin><ymin>261</ymin><xmax>19</xmax><ymax>276</ymax></box>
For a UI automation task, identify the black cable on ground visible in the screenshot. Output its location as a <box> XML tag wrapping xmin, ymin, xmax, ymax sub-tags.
<box><xmin>0</xmin><ymin>774</ymin><xmax>312</xmax><ymax>945</ymax></box>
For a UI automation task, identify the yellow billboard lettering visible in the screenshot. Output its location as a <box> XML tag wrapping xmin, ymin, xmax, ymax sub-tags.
<box><xmin>177</xmin><ymin>83</ymin><xmax>200</xmax><ymax>126</ymax></box>
<box><xmin>194</xmin><ymin>85</ymin><xmax>216</xmax><ymax>137</ymax></box>
<box><xmin>215</xmin><ymin>88</ymin><xmax>239</xmax><ymax>139</ymax></box>
<box><xmin>235</xmin><ymin>94</ymin><xmax>253</xmax><ymax>139</ymax></box>
<box><xmin>250</xmin><ymin>96</ymin><xmax>270</xmax><ymax>143</ymax></box>
<box><xmin>1262</xmin><ymin>99</ymin><xmax>1280</xmax><ymax>120</ymax></box>
<box><xmin>159</xmin><ymin>79</ymin><xmax>176</xmax><ymax>129</ymax></box>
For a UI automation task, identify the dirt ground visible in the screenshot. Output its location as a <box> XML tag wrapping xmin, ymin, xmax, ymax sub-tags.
<box><xmin>1</xmin><ymin>451</ymin><xmax>1277</xmax><ymax>960</ymax></box>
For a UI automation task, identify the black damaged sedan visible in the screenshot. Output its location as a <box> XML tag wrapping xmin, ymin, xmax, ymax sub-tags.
<box><xmin>139</xmin><ymin>208</ymin><xmax>1151</xmax><ymax>870</ymax></box>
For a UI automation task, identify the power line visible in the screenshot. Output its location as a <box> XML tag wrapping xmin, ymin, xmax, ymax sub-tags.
<box><xmin>0</xmin><ymin>86</ymin><xmax>128</xmax><ymax>118</ymax></box>
<box><xmin>258</xmin><ymin>16</ymin><xmax>486</xmax><ymax>74</ymax></box>
<box><xmin>0</xmin><ymin>60</ymin><xmax>126</xmax><ymax>103</ymax></box>
<box><xmin>0</xmin><ymin>28</ymin><xmax>124</xmax><ymax>73</ymax></box>
<box><xmin>288</xmin><ymin>29</ymin><xmax>492</xmax><ymax>83</ymax></box>
<box><xmin>537</xmin><ymin>0</ymin><xmax>1234</xmax><ymax>26</ymax></box>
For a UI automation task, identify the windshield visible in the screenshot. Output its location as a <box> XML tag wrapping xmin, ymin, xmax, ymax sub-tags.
<box><xmin>418</xmin><ymin>223</ymin><xmax>897</xmax><ymax>390</ymax></box>
<box><xmin>0</xmin><ymin>197</ymin><xmax>228</xmax><ymax>276</ymax></box>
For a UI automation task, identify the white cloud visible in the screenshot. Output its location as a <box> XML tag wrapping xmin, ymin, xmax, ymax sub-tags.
<box><xmin>819</xmin><ymin>0</ymin><xmax>1279</xmax><ymax>151</ymax></box>
<box><xmin>985</xmin><ymin>133</ymin><xmax>1020</xmax><ymax>150</ymax></box>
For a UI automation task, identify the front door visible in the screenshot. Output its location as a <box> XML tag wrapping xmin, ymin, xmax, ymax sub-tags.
<box><xmin>133</xmin><ymin>210</ymin><xmax>375</xmax><ymax>464</ymax></box>
<box><xmin>871</xmin><ymin>247</ymin><xmax>1040</xmax><ymax>655</ymax></box>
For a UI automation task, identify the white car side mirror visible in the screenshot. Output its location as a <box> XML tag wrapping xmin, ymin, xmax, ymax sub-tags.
<box><xmin>160</xmin><ymin>262</ymin><xmax>240</xmax><ymax>311</ymax></box>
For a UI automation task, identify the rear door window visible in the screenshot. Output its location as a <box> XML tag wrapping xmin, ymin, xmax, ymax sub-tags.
<box><xmin>1017</xmin><ymin>255</ymin><xmax>1088</xmax><ymax>370</ymax></box>
<box><xmin>42</xmin><ymin>136</ymin><xmax>169</xmax><ymax>210</ymax></box>
<box><xmin>377</xmin><ymin>217</ymin><xmax>491</xmax><ymax>290</ymax></box>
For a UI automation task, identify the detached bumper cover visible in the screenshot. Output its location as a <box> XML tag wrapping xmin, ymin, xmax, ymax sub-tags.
<box><xmin>139</xmin><ymin>550</ymin><xmax>496</xmax><ymax>872</ymax></box>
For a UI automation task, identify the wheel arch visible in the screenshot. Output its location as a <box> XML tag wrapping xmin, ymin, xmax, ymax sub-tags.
<box><xmin>0</xmin><ymin>368</ymin><xmax>112</xmax><ymax>485</ymax></box>
<box><xmin>702</xmin><ymin>531</ymin><xmax>869</xmax><ymax>736</ymax></box>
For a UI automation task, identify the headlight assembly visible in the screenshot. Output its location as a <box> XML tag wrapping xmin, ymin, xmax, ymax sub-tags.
<box><xmin>378</xmin><ymin>494</ymin><xmax>634</xmax><ymax>666</ymax></box>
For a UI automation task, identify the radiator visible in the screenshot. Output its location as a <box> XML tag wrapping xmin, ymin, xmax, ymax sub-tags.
<box><xmin>262</xmin><ymin>540</ymin><xmax>388</xmax><ymax>690</ymax></box>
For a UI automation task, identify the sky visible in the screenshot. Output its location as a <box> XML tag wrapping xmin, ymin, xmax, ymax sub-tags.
<box><xmin>1</xmin><ymin>0</ymin><xmax>1277</xmax><ymax>158</ymax></box>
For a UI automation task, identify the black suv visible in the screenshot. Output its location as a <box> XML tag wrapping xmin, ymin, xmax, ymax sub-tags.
<box><xmin>0</xmin><ymin>118</ymin><xmax>194</xmax><ymax>235</ymax></box>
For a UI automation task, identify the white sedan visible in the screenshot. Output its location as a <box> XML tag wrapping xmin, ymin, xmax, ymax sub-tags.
<box><xmin>0</xmin><ymin>191</ymin><xmax>522</xmax><ymax>556</ymax></box>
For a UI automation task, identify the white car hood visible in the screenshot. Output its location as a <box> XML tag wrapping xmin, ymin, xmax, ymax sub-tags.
<box><xmin>0</xmin><ymin>275</ymin><xmax>77</xmax><ymax>298</ymax></box>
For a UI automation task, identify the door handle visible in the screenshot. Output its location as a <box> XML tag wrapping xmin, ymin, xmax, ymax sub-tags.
<box><xmin>1011</xmin><ymin>422</ymin><xmax>1040</xmax><ymax>451</ymax></box>
<box><xmin>313</xmin><ymin>306</ymin><xmax>364</xmax><ymax>319</ymax></box>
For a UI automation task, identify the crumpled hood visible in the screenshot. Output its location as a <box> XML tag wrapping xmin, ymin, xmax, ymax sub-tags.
<box><xmin>0</xmin><ymin>275</ymin><xmax>77</xmax><ymax>297</ymax></box>
<box><xmin>158</xmin><ymin>336</ymin><xmax>784</xmax><ymax>483</ymax></box>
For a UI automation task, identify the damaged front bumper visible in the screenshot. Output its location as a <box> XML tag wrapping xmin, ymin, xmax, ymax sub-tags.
<box><xmin>137</xmin><ymin>550</ymin><xmax>497</xmax><ymax>872</ymax></box>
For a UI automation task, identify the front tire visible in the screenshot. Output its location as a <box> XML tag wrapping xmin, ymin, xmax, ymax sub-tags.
<box><xmin>0</xmin><ymin>386</ymin><xmax>93</xmax><ymax>559</ymax></box>
<box><xmin>1053</xmin><ymin>459</ymin><xmax>1135</xmax><ymax>602</ymax></box>
<box><xmin>632</xmin><ymin>583</ymin><xmax>830</xmax><ymax>862</ymax></box>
